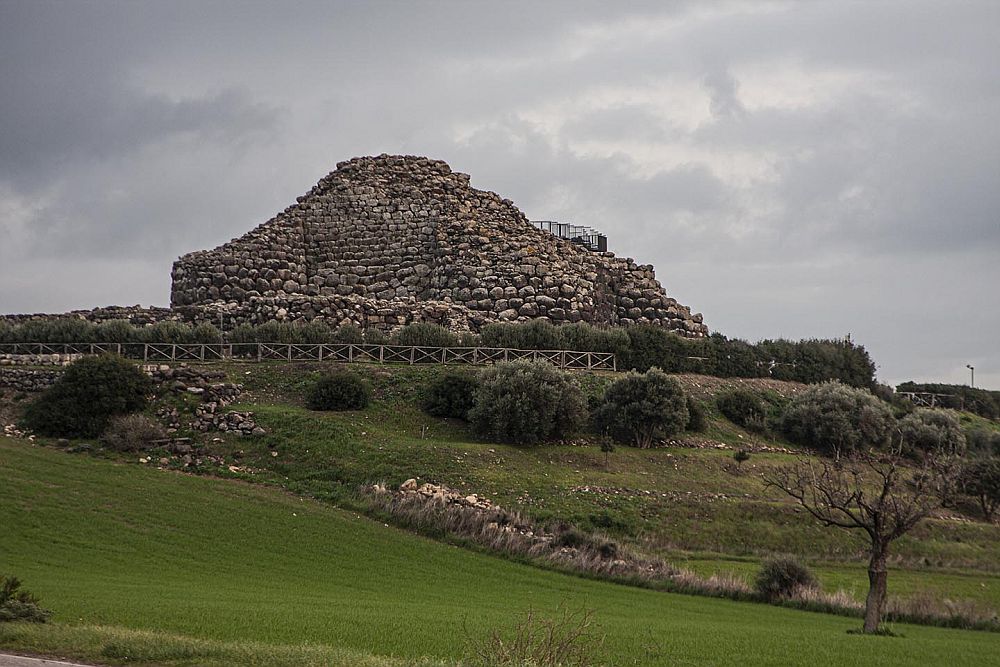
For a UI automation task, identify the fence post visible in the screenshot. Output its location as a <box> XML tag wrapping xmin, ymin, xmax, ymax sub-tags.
<box><xmin>257</xmin><ymin>344</ymin><xmax>262</xmax><ymax>363</ymax></box>
<box><xmin>200</xmin><ymin>345</ymin><xmax>205</xmax><ymax>362</ymax></box>
<box><xmin>143</xmin><ymin>344</ymin><xmax>148</xmax><ymax>362</ymax></box>
<box><xmin>287</xmin><ymin>345</ymin><xmax>292</xmax><ymax>361</ymax></box>
<box><xmin>171</xmin><ymin>344</ymin><xmax>177</xmax><ymax>361</ymax></box>
<box><xmin>379</xmin><ymin>345</ymin><xmax>384</xmax><ymax>363</ymax></box>
<box><xmin>410</xmin><ymin>346</ymin><xmax>415</xmax><ymax>365</ymax></box>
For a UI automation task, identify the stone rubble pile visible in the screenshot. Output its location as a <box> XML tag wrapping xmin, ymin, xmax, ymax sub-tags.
<box><xmin>146</xmin><ymin>364</ymin><xmax>263</xmax><ymax>436</ymax></box>
<box><xmin>170</xmin><ymin>155</ymin><xmax>708</xmax><ymax>336</ymax></box>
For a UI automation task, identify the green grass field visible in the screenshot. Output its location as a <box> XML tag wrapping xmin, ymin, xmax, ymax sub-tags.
<box><xmin>3</xmin><ymin>438</ymin><xmax>1000</xmax><ymax>666</ymax></box>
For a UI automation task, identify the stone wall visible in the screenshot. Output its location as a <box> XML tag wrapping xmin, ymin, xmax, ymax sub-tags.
<box><xmin>171</xmin><ymin>155</ymin><xmax>707</xmax><ymax>336</ymax></box>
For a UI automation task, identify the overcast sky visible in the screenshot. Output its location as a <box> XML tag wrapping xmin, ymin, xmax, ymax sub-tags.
<box><xmin>1</xmin><ymin>1</ymin><xmax>997</xmax><ymax>388</ymax></box>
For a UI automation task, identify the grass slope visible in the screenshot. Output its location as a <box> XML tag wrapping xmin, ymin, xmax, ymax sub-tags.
<box><xmin>2</xmin><ymin>438</ymin><xmax>1000</xmax><ymax>666</ymax></box>
<box><xmin>199</xmin><ymin>363</ymin><xmax>1000</xmax><ymax>606</ymax></box>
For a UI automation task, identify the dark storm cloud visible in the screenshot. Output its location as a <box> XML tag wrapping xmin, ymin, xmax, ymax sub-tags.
<box><xmin>0</xmin><ymin>0</ymin><xmax>997</xmax><ymax>387</ymax></box>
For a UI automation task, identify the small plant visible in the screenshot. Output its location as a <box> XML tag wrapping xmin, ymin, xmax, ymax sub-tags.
<box><xmin>306</xmin><ymin>371</ymin><xmax>370</xmax><ymax>411</ymax></box>
<box><xmin>599</xmin><ymin>437</ymin><xmax>615</xmax><ymax>468</ymax></box>
<box><xmin>592</xmin><ymin>368</ymin><xmax>688</xmax><ymax>448</ymax></box>
<box><xmin>466</xmin><ymin>605</ymin><xmax>601</xmax><ymax>667</ymax></box>
<box><xmin>421</xmin><ymin>371</ymin><xmax>478</xmax><ymax>420</ymax></box>
<box><xmin>468</xmin><ymin>361</ymin><xmax>586</xmax><ymax>445</ymax></box>
<box><xmin>754</xmin><ymin>556</ymin><xmax>819</xmax><ymax>602</ymax></box>
<box><xmin>733</xmin><ymin>449</ymin><xmax>751</xmax><ymax>470</ymax></box>
<box><xmin>21</xmin><ymin>355</ymin><xmax>152</xmax><ymax>438</ymax></box>
<box><xmin>0</xmin><ymin>575</ymin><xmax>51</xmax><ymax>623</ymax></box>
<box><xmin>101</xmin><ymin>414</ymin><xmax>167</xmax><ymax>452</ymax></box>
<box><xmin>685</xmin><ymin>396</ymin><xmax>707</xmax><ymax>432</ymax></box>
<box><xmin>716</xmin><ymin>389</ymin><xmax>766</xmax><ymax>432</ymax></box>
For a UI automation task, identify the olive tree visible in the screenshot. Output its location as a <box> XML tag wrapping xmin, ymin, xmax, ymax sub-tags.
<box><xmin>764</xmin><ymin>449</ymin><xmax>954</xmax><ymax>633</ymax></box>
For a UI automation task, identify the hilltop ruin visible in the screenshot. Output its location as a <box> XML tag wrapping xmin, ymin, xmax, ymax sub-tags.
<box><xmin>169</xmin><ymin>155</ymin><xmax>706</xmax><ymax>336</ymax></box>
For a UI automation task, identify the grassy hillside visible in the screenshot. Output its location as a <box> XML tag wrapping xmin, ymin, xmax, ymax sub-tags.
<box><xmin>190</xmin><ymin>363</ymin><xmax>1000</xmax><ymax>607</ymax></box>
<box><xmin>3</xmin><ymin>438</ymin><xmax>1000</xmax><ymax>666</ymax></box>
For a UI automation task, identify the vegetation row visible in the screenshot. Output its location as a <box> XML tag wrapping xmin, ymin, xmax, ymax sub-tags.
<box><xmin>0</xmin><ymin>318</ymin><xmax>877</xmax><ymax>387</ymax></box>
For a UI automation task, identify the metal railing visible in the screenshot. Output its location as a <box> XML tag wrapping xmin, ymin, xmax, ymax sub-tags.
<box><xmin>0</xmin><ymin>342</ymin><xmax>617</xmax><ymax>371</ymax></box>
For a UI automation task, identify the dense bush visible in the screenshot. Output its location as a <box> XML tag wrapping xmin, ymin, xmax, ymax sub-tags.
<box><xmin>0</xmin><ymin>575</ymin><xmax>50</xmax><ymax>623</ymax></box>
<box><xmin>389</xmin><ymin>323</ymin><xmax>458</xmax><ymax>347</ymax></box>
<box><xmin>754</xmin><ymin>556</ymin><xmax>819</xmax><ymax>602</ymax></box>
<box><xmin>780</xmin><ymin>381</ymin><xmax>895</xmax><ymax>456</ymax></box>
<box><xmin>960</xmin><ymin>458</ymin><xmax>1000</xmax><ymax>521</ymax></box>
<box><xmin>421</xmin><ymin>371</ymin><xmax>479</xmax><ymax>420</ymax></box>
<box><xmin>306</xmin><ymin>371</ymin><xmax>370</xmax><ymax>411</ymax></box>
<box><xmin>619</xmin><ymin>326</ymin><xmax>876</xmax><ymax>388</ymax></box>
<box><xmin>593</xmin><ymin>368</ymin><xmax>688</xmax><ymax>448</ymax></box>
<box><xmin>685</xmin><ymin>396</ymin><xmax>707</xmax><ymax>432</ymax></box>
<box><xmin>100</xmin><ymin>414</ymin><xmax>168</xmax><ymax>452</ymax></box>
<box><xmin>966</xmin><ymin>428</ymin><xmax>1000</xmax><ymax>456</ymax></box>
<box><xmin>898</xmin><ymin>409</ymin><xmax>966</xmax><ymax>459</ymax></box>
<box><xmin>716</xmin><ymin>389</ymin><xmax>767</xmax><ymax>432</ymax></box>
<box><xmin>22</xmin><ymin>355</ymin><xmax>152</xmax><ymax>438</ymax></box>
<box><xmin>468</xmin><ymin>361</ymin><xmax>587</xmax><ymax>445</ymax></box>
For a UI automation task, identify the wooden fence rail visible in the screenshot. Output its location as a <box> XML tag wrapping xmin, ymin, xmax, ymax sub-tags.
<box><xmin>0</xmin><ymin>342</ymin><xmax>617</xmax><ymax>371</ymax></box>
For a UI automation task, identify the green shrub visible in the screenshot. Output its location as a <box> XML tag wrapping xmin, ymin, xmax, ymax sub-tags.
<box><xmin>389</xmin><ymin>323</ymin><xmax>458</xmax><ymax>347</ymax></box>
<box><xmin>421</xmin><ymin>371</ymin><xmax>478</xmax><ymax>420</ymax></box>
<box><xmin>734</xmin><ymin>449</ymin><xmax>751</xmax><ymax>469</ymax></box>
<box><xmin>966</xmin><ymin>428</ymin><xmax>1000</xmax><ymax>457</ymax></box>
<box><xmin>780</xmin><ymin>381</ymin><xmax>895</xmax><ymax>456</ymax></box>
<box><xmin>94</xmin><ymin>320</ymin><xmax>138</xmax><ymax>343</ymax></box>
<box><xmin>960</xmin><ymin>458</ymin><xmax>1000</xmax><ymax>521</ymax></box>
<box><xmin>754</xmin><ymin>556</ymin><xmax>818</xmax><ymax>602</ymax></box>
<box><xmin>306</xmin><ymin>371</ymin><xmax>370</xmax><ymax>411</ymax></box>
<box><xmin>0</xmin><ymin>575</ymin><xmax>51</xmax><ymax>623</ymax></box>
<box><xmin>898</xmin><ymin>409</ymin><xmax>966</xmax><ymax>459</ymax></box>
<box><xmin>468</xmin><ymin>361</ymin><xmax>587</xmax><ymax>445</ymax></box>
<box><xmin>334</xmin><ymin>323</ymin><xmax>364</xmax><ymax>344</ymax></box>
<box><xmin>685</xmin><ymin>396</ymin><xmax>707</xmax><ymax>432</ymax></box>
<box><xmin>101</xmin><ymin>414</ymin><xmax>167</xmax><ymax>452</ymax></box>
<box><xmin>897</xmin><ymin>382</ymin><xmax>1000</xmax><ymax>420</ymax></box>
<box><xmin>593</xmin><ymin>368</ymin><xmax>688</xmax><ymax>448</ymax></box>
<box><xmin>717</xmin><ymin>389</ymin><xmax>767</xmax><ymax>431</ymax></box>
<box><xmin>22</xmin><ymin>355</ymin><xmax>152</xmax><ymax>438</ymax></box>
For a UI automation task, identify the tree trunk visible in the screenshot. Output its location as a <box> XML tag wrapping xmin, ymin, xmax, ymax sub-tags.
<box><xmin>863</xmin><ymin>544</ymin><xmax>889</xmax><ymax>633</ymax></box>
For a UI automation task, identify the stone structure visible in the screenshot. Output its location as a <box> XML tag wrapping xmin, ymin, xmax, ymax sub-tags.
<box><xmin>170</xmin><ymin>155</ymin><xmax>706</xmax><ymax>336</ymax></box>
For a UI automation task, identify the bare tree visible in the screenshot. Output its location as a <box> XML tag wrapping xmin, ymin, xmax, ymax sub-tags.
<box><xmin>763</xmin><ymin>449</ymin><xmax>954</xmax><ymax>633</ymax></box>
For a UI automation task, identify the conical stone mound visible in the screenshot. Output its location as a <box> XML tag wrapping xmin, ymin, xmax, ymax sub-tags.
<box><xmin>170</xmin><ymin>155</ymin><xmax>707</xmax><ymax>336</ymax></box>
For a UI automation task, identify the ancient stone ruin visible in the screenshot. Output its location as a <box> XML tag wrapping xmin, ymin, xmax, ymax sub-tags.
<box><xmin>170</xmin><ymin>155</ymin><xmax>707</xmax><ymax>336</ymax></box>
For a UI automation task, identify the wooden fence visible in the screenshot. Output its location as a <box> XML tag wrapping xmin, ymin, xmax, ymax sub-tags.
<box><xmin>0</xmin><ymin>342</ymin><xmax>617</xmax><ymax>371</ymax></box>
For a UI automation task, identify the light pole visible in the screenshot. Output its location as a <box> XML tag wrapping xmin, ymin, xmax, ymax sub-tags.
<box><xmin>967</xmin><ymin>364</ymin><xmax>975</xmax><ymax>388</ymax></box>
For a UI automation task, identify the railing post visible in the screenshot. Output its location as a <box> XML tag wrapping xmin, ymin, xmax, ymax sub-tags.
<box><xmin>171</xmin><ymin>344</ymin><xmax>177</xmax><ymax>361</ymax></box>
<box><xmin>287</xmin><ymin>345</ymin><xmax>292</xmax><ymax>361</ymax></box>
<box><xmin>257</xmin><ymin>343</ymin><xmax>262</xmax><ymax>363</ymax></box>
<box><xmin>410</xmin><ymin>346</ymin><xmax>415</xmax><ymax>365</ymax></box>
<box><xmin>200</xmin><ymin>344</ymin><xmax>205</xmax><ymax>361</ymax></box>
<box><xmin>379</xmin><ymin>345</ymin><xmax>384</xmax><ymax>363</ymax></box>
<box><xmin>143</xmin><ymin>344</ymin><xmax>148</xmax><ymax>362</ymax></box>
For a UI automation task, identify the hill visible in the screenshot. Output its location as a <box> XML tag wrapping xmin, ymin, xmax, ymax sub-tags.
<box><xmin>2</xmin><ymin>438</ymin><xmax>1000</xmax><ymax>666</ymax></box>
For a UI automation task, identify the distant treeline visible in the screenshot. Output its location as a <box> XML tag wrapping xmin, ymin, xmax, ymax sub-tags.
<box><xmin>896</xmin><ymin>382</ymin><xmax>1000</xmax><ymax>420</ymax></box>
<box><xmin>0</xmin><ymin>318</ymin><xmax>876</xmax><ymax>388</ymax></box>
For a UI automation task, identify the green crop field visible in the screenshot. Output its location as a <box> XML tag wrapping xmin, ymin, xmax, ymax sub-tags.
<box><xmin>3</xmin><ymin>438</ymin><xmax>1000</xmax><ymax>666</ymax></box>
